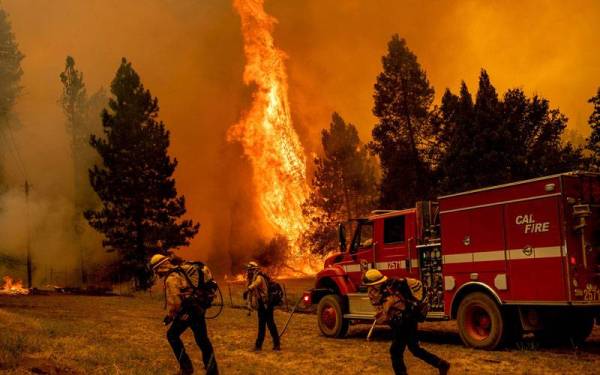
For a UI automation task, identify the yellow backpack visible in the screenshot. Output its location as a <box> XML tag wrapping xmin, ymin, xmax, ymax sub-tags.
<box><xmin>406</xmin><ymin>278</ymin><xmax>429</xmax><ymax>322</ymax></box>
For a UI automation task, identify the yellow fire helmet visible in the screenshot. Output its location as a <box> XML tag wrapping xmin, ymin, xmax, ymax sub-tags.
<box><xmin>362</xmin><ymin>268</ymin><xmax>387</xmax><ymax>286</ymax></box>
<box><xmin>246</xmin><ymin>261</ymin><xmax>259</xmax><ymax>270</ymax></box>
<box><xmin>150</xmin><ymin>254</ymin><xmax>170</xmax><ymax>271</ymax></box>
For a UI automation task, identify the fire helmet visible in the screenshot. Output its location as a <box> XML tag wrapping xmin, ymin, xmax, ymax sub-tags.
<box><xmin>246</xmin><ymin>261</ymin><xmax>259</xmax><ymax>270</ymax></box>
<box><xmin>150</xmin><ymin>254</ymin><xmax>170</xmax><ymax>271</ymax></box>
<box><xmin>362</xmin><ymin>269</ymin><xmax>387</xmax><ymax>286</ymax></box>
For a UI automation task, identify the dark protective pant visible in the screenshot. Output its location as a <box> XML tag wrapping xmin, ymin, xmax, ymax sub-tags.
<box><xmin>255</xmin><ymin>302</ymin><xmax>280</xmax><ymax>349</ymax></box>
<box><xmin>167</xmin><ymin>303</ymin><xmax>218</xmax><ymax>375</ymax></box>
<box><xmin>390</xmin><ymin>317</ymin><xmax>444</xmax><ymax>375</ymax></box>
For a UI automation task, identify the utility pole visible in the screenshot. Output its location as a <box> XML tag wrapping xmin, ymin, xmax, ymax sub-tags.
<box><xmin>24</xmin><ymin>180</ymin><xmax>32</xmax><ymax>289</ymax></box>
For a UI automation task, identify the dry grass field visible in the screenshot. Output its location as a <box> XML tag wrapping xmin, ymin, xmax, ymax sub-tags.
<box><xmin>1</xmin><ymin>281</ymin><xmax>600</xmax><ymax>374</ymax></box>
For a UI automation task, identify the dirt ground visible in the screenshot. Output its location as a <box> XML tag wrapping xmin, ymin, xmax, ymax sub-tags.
<box><xmin>1</xmin><ymin>292</ymin><xmax>600</xmax><ymax>374</ymax></box>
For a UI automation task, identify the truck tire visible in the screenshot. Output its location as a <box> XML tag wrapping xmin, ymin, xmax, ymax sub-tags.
<box><xmin>457</xmin><ymin>292</ymin><xmax>505</xmax><ymax>349</ymax></box>
<box><xmin>317</xmin><ymin>294</ymin><xmax>349</xmax><ymax>338</ymax></box>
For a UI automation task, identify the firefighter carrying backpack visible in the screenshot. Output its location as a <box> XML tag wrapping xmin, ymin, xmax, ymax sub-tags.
<box><xmin>259</xmin><ymin>272</ymin><xmax>284</xmax><ymax>307</ymax></box>
<box><xmin>176</xmin><ymin>261</ymin><xmax>218</xmax><ymax>309</ymax></box>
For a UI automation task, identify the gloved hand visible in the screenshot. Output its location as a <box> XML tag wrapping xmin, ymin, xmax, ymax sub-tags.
<box><xmin>163</xmin><ymin>315</ymin><xmax>173</xmax><ymax>325</ymax></box>
<box><xmin>243</xmin><ymin>289</ymin><xmax>249</xmax><ymax>300</ymax></box>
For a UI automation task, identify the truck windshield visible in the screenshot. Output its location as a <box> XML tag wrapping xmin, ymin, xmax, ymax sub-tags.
<box><xmin>352</xmin><ymin>222</ymin><xmax>373</xmax><ymax>251</ymax></box>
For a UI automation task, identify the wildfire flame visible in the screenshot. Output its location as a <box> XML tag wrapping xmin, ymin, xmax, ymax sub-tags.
<box><xmin>0</xmin><ymin>276</ymin><xmax>30</xmax><ymax>295</ymax></box>
<box><xmin>230</xmin><ymin>0</ymin><xmax>309</xmax><ymax>258</ymax></box>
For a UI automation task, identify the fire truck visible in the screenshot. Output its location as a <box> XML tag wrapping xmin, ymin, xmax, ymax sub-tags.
<box><xmin>302</xmin><ymin>171</ymin><xmax>600</xmax><ymax>349</ymax></box>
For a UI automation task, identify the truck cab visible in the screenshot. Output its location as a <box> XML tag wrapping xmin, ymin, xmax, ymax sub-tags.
<box><xmin>304</xmin><ymin>203</ymin><xmax>444</xmax><ymax>338</ymax></box>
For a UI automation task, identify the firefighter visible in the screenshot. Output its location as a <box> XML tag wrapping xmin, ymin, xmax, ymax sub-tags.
<box><xmin>243</xmin><ymin>261</ymin><xmax>281</xmax><ymax>351</ymax></box>
<box><xmin>150</xmin><ymin>254</ymin><xmax>219</xmax><ymax>375</ymax></box>
<box><xmin>363</xmin><ymin>269</ymin><xmax>450</xmax><ymax>375</ymax></box>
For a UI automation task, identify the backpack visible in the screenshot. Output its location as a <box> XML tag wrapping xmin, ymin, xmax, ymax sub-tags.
<box><xmin>175</xmin><ymin>261</ymin><xmax>218</xmax><ymax>309</ymax></box>
<box><xmin>405</xmin><ymin>278</ymin><xmax>429</xmax><ymax>322</ymax></box>
<box><xmin>259</xmin><ymin>272</ymin><xmax>284</xmax><ymax>307</ymax></box>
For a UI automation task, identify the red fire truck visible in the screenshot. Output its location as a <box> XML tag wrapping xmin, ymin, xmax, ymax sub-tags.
<box><xmin>302</xmin><ymin>171</ymin><xmax>600</xmax><ymax>349</ymax></box>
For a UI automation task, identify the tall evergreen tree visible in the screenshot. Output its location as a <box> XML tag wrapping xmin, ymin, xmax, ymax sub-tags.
<box><xmin>0</xmin><ymin>7</ymin><xmax>24</xmax><ymax>185</ymax></box>
<box><xmin>433</xmin><ymin>82</ymin><xmax>475</xmax><ymax>192</ymax></box>
<box><xmin>0</xmin><ymin>7</ymin><xmax>23</xmax><ymax>125</ymax></box>
<box><xmin>370</xmin><ymin>35</ymin><xmax>435</xmax><ymax>209</ymax></box>
<box><xmin>85</xmin><ymin>58</ymin><xmax>199</xmax><ymax>289</ymax></box>
<box><xmin>436</xmin><ymin>70</ymin><xmax>582</xmax><ymax>194</ymax></box>
<box><xmin>59</xmin><ymin>56</ymin><xmax>107</xmax><ymax>284</ymax></box>
<box><xmin>586</xmin><ymin>88</ymin><xmax>600</xmax><ymax>170</ymax></box>
<box><xmin>303</xmin><ymin>113</ymin><xmax>378</xmax><ymax>255</ymax></box>
<box><xmin>502</xmin><ymin>88</ymin><xmax>581</xmax><ymax>178</ymax></box>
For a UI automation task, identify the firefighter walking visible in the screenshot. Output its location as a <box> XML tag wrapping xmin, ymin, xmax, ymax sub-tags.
<box><xmin>150</xmin><ymin>254</ymin><xmax>219</xmax><ymax>375</ymax></box>
<box><xmin>243</xmin><ymin>261</ymin><xmax>281</xmax><ymax>351</ymax></box>
<box><xmin>363</xmin><ymin>269</ymin><xmax>450</xmax><ymax>375</ymax></box>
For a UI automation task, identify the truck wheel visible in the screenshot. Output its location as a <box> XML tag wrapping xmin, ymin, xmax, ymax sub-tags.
<box><xmin>317</xmin><ymin>294</ymin><xmax>349</xmax><ymax>338</ymax></box>
<box><xmin>457</xmin><ymin>292</ymin><xmax>504</xmax><ymax>349</ymax></box>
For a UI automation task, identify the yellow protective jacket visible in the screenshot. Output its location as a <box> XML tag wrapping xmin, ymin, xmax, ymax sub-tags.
<box><xmin>247</xmin><ymin>273</ymin><xmax>268</xmax><ymax>309</ymax></box>
<box><xmin>165</xmin><ymin>271</ymin><xmax>190</xmax><ymax>318</ymax></box>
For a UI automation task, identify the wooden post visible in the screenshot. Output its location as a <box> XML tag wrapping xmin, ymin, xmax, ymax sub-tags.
<box><xmin>227</xmin><ymin>282</ymin><xmax>234</xmax><ymax>307</ymax></box>
<box><xmin>25</xmin><ymin>180</ymin><xmax>32</xmax><ymax>289</ymax></box>
<box><xmin>283</xmin><ymin>283</ymin><xmax>290</xmax><ymax>312</ymax></box>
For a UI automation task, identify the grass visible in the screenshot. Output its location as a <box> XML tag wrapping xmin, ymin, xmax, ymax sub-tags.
<box><xmin>0</xmin><ymin>282</ymin><xmax>600</xmax><ymax>374</ymax></box>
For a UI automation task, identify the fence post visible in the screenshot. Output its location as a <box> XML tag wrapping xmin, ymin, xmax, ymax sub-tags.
<box><xmin>227</xmin><ymin>282</ymin><xmax>234</xmax><ymax>307</ymax></box>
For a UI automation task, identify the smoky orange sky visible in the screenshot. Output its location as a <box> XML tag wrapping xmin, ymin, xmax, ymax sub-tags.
<box><xmin>3</xmin><ymin>0</ymin><xmax>600</xmax><ymax>271</ymax></box>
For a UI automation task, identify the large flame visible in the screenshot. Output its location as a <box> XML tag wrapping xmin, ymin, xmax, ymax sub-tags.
<box><xmin>230</xmin><ymin>0</ymin><xmax>309</xmax><ymax>259</ymax></box>
<box><xmin>0</xmin><ymin>276</ymin><xmax>30</xmax><ymax>295</ymax></box>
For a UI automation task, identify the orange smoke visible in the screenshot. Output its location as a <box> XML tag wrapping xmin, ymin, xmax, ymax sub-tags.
<box><xmin>230</xmin><ymin>0</ymin><xmax>309</xmax><ymax>257</ymax></box>
<box><xmin>0</xmin><ymin>276</ymin><xmax>30</xmax><ymax>295</ymax></box>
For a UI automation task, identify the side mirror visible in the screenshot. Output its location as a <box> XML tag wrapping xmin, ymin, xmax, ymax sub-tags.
<box><xmin>339</xmin><ymin>223</ymin><xmax>347</xmax><ymax>252</ymax></box>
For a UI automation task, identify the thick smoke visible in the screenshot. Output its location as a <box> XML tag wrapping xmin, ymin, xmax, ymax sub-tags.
<box><xmin>1</xmin><ymin>0</ymin><xmax>599</xmax><ymax>278</ymax></box>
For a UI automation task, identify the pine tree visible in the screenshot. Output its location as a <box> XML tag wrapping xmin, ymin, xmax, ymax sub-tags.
<box><xmin>436</xmin><ymin>71</ymin><xmax>582</xmax><ymax>194</ymax></box>
<box><xmin>503</xmin><ymin>89</ymin><xmax>581</xmax><ymax>178</ymax></box>
<box><xmin>85</xmin><ymin>58</ymin><xmax>199</xmax><ymax>289</ymax></box>
<box><xmin>0</xmin><ymin>7</ymin><xmax>23</xmax><ymax>124</ymax></box>
<box><xmin>59</xmin><ymin>56</ymin><xmax>107</xmax><ymax>284</ymax></box>
<box><xmin>303</xmin><ymin>113</ymin><xmax>378</xmax><ymax>255</ymax></box>
<box><xmin>0</xmin><ymin>7</ymin><xmax>24</xmax><ymax>185</ymax></box>
<box><xmin>586</xmin><ymin>88</ymin><xmax>600</xmax><ymax>170</ymax></box>
<box><xmin>370</xmin><ymin>35</ymin><xmax>435</xmax><ymax>209</ymax></box>
<box><xmin>471</xmin><ymin>70</ymin><xmax>513</xmax><ymax>188</ymax></box>
<box><xmin>433</xmin><ymin>82</ymin><xmax>475</xmax><ymax>192</ymax></box>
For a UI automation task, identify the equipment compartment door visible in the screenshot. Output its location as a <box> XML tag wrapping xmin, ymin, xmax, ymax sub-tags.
<box><xmin>504</xmin><ymin>196</ymin><xmax>566</xmax><ymax>302</ymax></box>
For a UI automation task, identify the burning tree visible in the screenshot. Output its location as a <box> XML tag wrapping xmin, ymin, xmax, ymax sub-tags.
<box><xmin>303</xmin><ymin>113</ymin><xmax>378</xmax><ymax>255</ymax></box>
<box><xmin>85</xmin><ymin>58</ymin><xmax>199</xmax><ymax>289</ymax></box>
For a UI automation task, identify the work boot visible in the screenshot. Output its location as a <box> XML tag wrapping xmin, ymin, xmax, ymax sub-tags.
<box><xmin>438</xmin><ymin>359</ymin><xmax>450</xmax><ymax>375</ymax></box>
<box><xmin>252</xmin><ymin>346</ymin><xmax>262</xmax><ymax>352</ymax></box>
<box><xmin>272</xmin><ymin>344</ymin><xmax>281</xmax><ymax>351</ymax></box>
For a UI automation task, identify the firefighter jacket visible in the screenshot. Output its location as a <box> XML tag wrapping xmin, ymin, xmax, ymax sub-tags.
<box><xmin>165</xmin><ymin>270</ymin><xmax>191</xmax><ymax>318</ymax></box>
<box><xmin>247</xmin><ymin>272</ymin><xmax>268</xmax><ymax>309</ymax></box>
